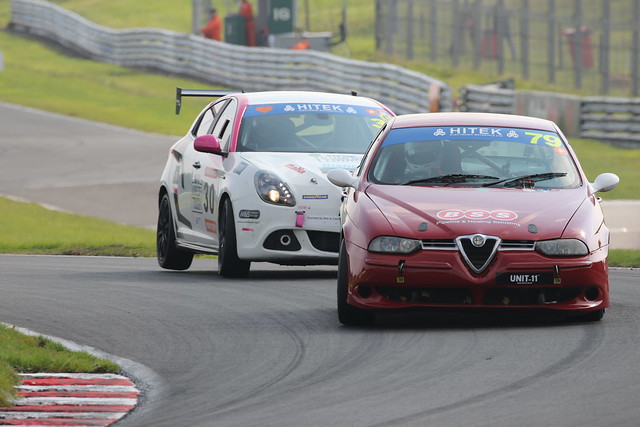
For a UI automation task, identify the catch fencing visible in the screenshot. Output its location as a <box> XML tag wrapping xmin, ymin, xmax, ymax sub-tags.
<box><xmin>376</xmin><ymin>0</ymin><xmax>640</xmax><ymax>98</ymax></box>
<box><xmin>8</xmin><ymin>0</ymin><xmax>452</xmax><ymax>115</ymax></box>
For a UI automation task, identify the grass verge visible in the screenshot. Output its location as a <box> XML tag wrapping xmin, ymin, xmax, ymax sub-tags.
<box><xmin>0</xmin><ymin>324</ymin><xmax>119</xmax><ymax>407</ymax></box>
<box><xmin>0</xmin><ymin>197</ymin><xmax>155</xmax><ymax>257</ymax></box>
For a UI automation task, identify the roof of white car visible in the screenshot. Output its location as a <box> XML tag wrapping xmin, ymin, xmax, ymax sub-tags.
<box><xmin>240</xmin><ymin>91</ymin><xmax>386</xmax><ymax>107</ymax></box>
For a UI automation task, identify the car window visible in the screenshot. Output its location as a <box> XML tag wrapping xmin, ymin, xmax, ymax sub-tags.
<box><xmin>193</xmin><ymin>100</ymin><xmax>228</xmax><ymax>137</ymax></box>
<box><xmin>211</xmin><ymin>98</ymin><xmax>238</xmax><ymax>152</ymax></box>
<box><xmin>356</xmin><ymin>123</ymin><xmax>388</xmax><ymax>177</ymax></box>
<box><xmin>194</xmin><ymin>108</ymin><xmax>215</xmax><ymax>137</ymax></box>
<box><xmin>369</xmin><ymin>126</ymin><xmax>582</xmax><ymax>189</ymax></box>
<box><xmin>236</xmin><ymin>103</ymin><xmax>391</xmax><ymax>153</ymax></box>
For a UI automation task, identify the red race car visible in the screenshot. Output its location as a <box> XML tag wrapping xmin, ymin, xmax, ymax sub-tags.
<box><xmin>328</xmin><ymin>112</ymin><xmax>619</xmax><ymax>326</ymax></box>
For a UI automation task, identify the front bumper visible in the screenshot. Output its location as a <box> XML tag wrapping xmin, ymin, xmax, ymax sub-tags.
<box><xmin>234</xmin><ymin>200</ymin><xmax>341</xmax><ymax>264</ymax></box>
<box><xmin>346</xmin><ymin>243</ymin><xmax>609</xmax><ymax>313</ymax></box>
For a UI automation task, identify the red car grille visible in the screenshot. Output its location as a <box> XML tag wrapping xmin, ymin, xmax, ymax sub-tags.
<box><xmin>421</xmin><ymin>237</ymin><xmax>536</xmax><ymax>274</ymax></box>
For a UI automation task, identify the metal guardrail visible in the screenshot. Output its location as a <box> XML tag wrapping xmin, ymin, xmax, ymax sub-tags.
<box><xmin>459</xmin><ymin>85</ymin><xmax>640</xmax><ymax>148</ymax></box>
<box><xmin>458</xmin><ymin>85</ymin><xmax>515</xmax><ymax>115</ymax></box>
<box><xmin>8</xmin><ymin>0</ymin><xmax>452</xmax><ymax>115</ymax></box>
<box><xmin>580</xmin><ymin>97</ymin><xmax>640</xmax><ymax>147</ymax></box>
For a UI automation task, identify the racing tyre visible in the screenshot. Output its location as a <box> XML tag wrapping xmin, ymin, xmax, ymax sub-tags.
<box><xmin>157</xmin><ymin>193</ymin><xmax>193</xmax><ymax>270</ymax></box>
<box><xmin>337</xmin><ymin>240</ymin><xmax>375</xmax><ymax>326</ymax></box>
<box><xmin>218</xmin><ymin>200</ymin><xmax>250</xmax><ymax>278</ymax></box>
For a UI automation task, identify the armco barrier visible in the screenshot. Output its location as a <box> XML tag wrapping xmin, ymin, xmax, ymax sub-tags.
<box><xmin>460</xmin><ymin>84</ymin><xmax>640</xmax><ymax>147</ymax></box>
<box><xmin>9</xmin><ymin>0</ymin><xmax>452</xmax><ymax>115</ymax></box>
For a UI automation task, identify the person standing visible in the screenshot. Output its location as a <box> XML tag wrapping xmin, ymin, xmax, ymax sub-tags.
<box><xmin>200</xmin><ymin>8</ymin><xmax>222</xmax><ymax>41</ymax></box>
<box><xmin>238</xmin><ymin>0</ymin><xmax>256</xmax><ymax>46</ymax></box>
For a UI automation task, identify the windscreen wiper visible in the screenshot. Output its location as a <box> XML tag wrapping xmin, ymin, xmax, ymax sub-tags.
<box><xmin>405</xmin><ymin>174</ymin><xmax>500</xmax><ymax>186</ymax></box>
<box><xmin>482</xmin><ymin>172</ymin><xmax>567</xmax><ymax>188</ymax></box>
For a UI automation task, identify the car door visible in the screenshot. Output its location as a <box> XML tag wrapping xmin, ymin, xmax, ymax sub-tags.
<box><xmin>180</xmin><ymin>99</ymin><xmax>228</xmax><ymax>244</ymax></box>
<box><xmin>191</xmin><ymin>98</ymin><xmax>238</xmax><ymax>247</ymax></box>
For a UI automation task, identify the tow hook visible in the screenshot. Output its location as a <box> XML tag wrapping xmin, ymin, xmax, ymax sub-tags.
<box><xmin>554</xmin><ymin>264</ymin><xmax>561</xmax><ymax>284</ymax></box>
<box><xmin>397</xmin><ymin>260</ymin><xmax>405</xmax><ymax>284</ymax></box>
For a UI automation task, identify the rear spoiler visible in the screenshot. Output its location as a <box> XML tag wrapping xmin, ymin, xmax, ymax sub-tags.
<box><xmin>175</xmin><ymin>87</ymin><xmax>239</xmax><ymax>115</ymax></box>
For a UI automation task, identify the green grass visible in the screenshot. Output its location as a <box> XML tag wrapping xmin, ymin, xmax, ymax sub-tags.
<box><xmin>0</xmin><ymin>361</ymin><xmax>19</xmax><ymax>407</ymax></box>
<box><xmin>569</xmin><ymin>139</ymin><xmax>640</xmax><ymax>200</ymax></box>
<box><xmin>0</xmin><ymin>197</ymin><xmax>156</xmax><ymax>256</ymax></box>
<box><xmin>0</xmin><ymin>324</ymin><xmax>119</xmax><ymax>407</ymax></box>
<box><xmin>0</xmin><ymin>31</ymin><xmax>211</xmax><ymax>136</ymax></box>
<box><xmin>609</xmin><ymin>250</ymin><xmax>640</xmax><ymax>268</ymax></box>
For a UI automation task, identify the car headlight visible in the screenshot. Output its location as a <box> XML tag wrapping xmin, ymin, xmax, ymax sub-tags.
<box><xmin>254</xmin><ymin>171</ymin><xmax>296</xmax><ymax>206</ymax></box>
<box><xmin>534</xmin><ymin>239</ymin><xmax>589</xmax><ymax>257</ymax></box>
<box><xmin>368</xmin><ymin>236</ymin><xmax>421</xmax><ymax>254</ymax></box>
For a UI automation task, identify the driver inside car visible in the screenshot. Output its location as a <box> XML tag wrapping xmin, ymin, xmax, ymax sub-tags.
<box><xmin>238</xmin><ymin>115</ymin><xmax>298</xmax><ymax>151</ymax></box>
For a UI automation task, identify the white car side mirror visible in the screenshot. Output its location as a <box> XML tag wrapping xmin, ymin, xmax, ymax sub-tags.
<box><xmin>590</xmin><ymin>172</ymin><xmax>619</xmax><ymax>193</ymax></box>
<box><xmin>327</xmin><ymin>168</ymin><xmax>358</xmax><ymax>189</ymax></box>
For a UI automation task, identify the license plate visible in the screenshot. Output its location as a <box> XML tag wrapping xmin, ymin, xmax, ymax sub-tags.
<box><xmin>496</xmin><ymin>272</ymin><xmax>555</xmax><ymax>286</ymax></box>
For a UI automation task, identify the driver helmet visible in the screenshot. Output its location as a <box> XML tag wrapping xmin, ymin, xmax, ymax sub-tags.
<box><xmin>404</xmin><ymin>141</ymin><xmax>444</xmax><ymax>167</ymax></box>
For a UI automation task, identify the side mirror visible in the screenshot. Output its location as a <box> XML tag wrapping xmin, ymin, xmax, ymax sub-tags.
<box><xmin>194</xmin><ymin>134</ymin><xmax>223</xmax><ymax>154</ymax></box>
<box><xmin>590</xmin><ymin>172</ymin><xmax>619</xmax><ymax>193</ymax></box>
<box><xmin>327</xmin><ymin>168</ymin><xmax>358</xmax><ymax>188</ymax></box>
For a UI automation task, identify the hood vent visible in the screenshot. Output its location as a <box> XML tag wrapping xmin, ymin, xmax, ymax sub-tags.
<box><xmin>455</xmin><ymin>234</ymin><xmax>500</xmax><ymax>274</ymax></box>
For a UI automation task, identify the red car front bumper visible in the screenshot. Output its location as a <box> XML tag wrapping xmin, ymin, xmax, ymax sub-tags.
<box><xmin>345</xmin><ymin>242</ymin><xmax>609</xmax><ymax>314</ymax></box>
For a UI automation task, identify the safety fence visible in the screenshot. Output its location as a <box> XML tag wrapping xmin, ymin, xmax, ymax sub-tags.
<box><xmin>459</xmin><ymin>83</ymin><xmax>640</xmax><ymax>147</ymax></box>
<box><xmin>8</xmin><ymin>0</ymin><xmax>452</xmax><ymax>115</ymax></box>
<box><xmin>376</xmin><ymin>0</ymin><xmax>640</xmax><ymax>98</ymax></box>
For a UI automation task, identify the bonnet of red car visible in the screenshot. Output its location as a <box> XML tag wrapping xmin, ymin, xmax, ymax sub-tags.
<box><xmin>364</xmin><ymin>184</ymin><xmax>589</xmax><ymax>241</ymax></box>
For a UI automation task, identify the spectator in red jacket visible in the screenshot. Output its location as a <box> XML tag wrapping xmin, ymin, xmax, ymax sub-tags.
<box><xmin>238</xmin><ymin>0</ymin><xmax>256</xmax><ymax>46</ymax></box>
<box><xmin>200</xmin><ymin>8</ymin><xmax>222</xmax><ymax>41</ymax></box>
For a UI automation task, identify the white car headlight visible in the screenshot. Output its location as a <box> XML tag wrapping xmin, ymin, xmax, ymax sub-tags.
<box><xmin>535</xmin><ymin>239</ymin><xmax>589</xmax><ymax>257</ymax></box>
<box><xmin>254</xmin><ymin>171</ymin><xmax>296</xmax><ymax>207</ymax></box>
<box><xmin>368</xmin><ymin>236</ymin><xmax>421</xmax><ymax>254</ymax></box>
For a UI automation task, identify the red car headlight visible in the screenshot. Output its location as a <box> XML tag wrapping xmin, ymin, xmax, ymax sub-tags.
<box><xmin>368</xmin><ymin>236</ymin><xmax>421</xmax><ymax>254</ymax></box>
<box><xmin>534</xmin><ymin>239</ymin><xmax>589</xmax><ymax>257</ymax></box>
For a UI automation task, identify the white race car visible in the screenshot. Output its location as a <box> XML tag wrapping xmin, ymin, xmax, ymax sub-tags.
<box><xmin>157</xmin><ymin>89</ymin><xmax>394</xmax><ymax>277</ymax></box>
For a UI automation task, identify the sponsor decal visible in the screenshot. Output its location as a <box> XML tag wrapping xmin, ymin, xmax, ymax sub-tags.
<box><xmin>305</xmin><ymin>215</ymin><xmax>340</xmax><ymax>228</ymax></box>
<box><xmin>285</xmin><ymin>164</ymin><xmax>306</xmax><ymax>174</ymax></box>
<box><xmin>233</xmin><ymin>162</ymin><xmax>249</xmax><ymax>175</ymax></box>
<box><xmin>205</xmin><ymin>219</ymin><xmax>217</xmax><ymax>233</ymax></box>
<box><xmin>239</xmin><ymin>209</ymin><xmax>260</xmax><ymax>219</ymax></box>
<box><xmin>436</xmin><ymin>209</ymin><xmax>519</xmax><ymax>226</ymax></box>
<box><xmin>310</xmin><ymin>154</ymin><xmax>362</xmax><ymax>163</ymax></box>
<box><xmin>287</xmin><ymin>104</ymin><xmax>355</xmax><ymax>113</ymax></box>
<box><xmin>383</xmin><ymin>126</ymin><xmax>567</xmax><ymax>151</ymax></box>
<box><xmin>243</xmin><ymin>104</ymin><xmax>391</xmax><ymax>130</ymax></box>
<box><xmin>437</xmin><ymin>209</ymin><xmax>518</xmax><ymax>221</ymax></box>
<box><xmin>302</xmin><ymin>194</ymin><xmax>329</xmax><ymax>200</ymax></box>
<box><xmin>191</xmin><ymin>178</ymin><xmax>204</xmax><ymax>213</ymax></box>
<box><xmin>309</xmin><ymin>153</ymin><xmax>363</xmax><ymax>172</ymax></box>
<box><xmin>204</xmin><ymin>167</ymin><xmax>218</xmax><ymax>179</ymax></box>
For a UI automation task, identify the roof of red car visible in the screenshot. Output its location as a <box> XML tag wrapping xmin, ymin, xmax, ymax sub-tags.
<box><xmin>390</xmin><ymin>112</ymin><xmax>558</xmax><ymax>131</ymax></box>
